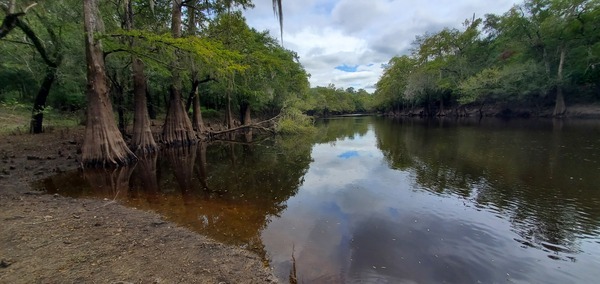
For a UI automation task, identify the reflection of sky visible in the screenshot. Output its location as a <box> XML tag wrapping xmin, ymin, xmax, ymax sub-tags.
<box><xmin>261</xmin><ymin>127</ymin><xmax>600</xmax><ymax>283</ymax></box>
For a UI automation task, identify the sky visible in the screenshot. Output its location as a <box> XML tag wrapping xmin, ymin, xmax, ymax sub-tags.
<box><xmin>243</xmin><ymin>0</ymin><xmax>522</xmax><ymax>93</ymax></box>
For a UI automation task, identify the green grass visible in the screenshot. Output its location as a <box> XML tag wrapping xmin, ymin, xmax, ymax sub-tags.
<box><xmin>0</xmin><ymin>103</ymin><xmax>81</xmax><ymax>135</ymax></box>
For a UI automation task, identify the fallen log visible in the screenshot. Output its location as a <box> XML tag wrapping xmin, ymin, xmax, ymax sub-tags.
<box><xmin>206</xmin><ymin>114</ymin><xmax>281</xmax><ymax>137</ymax></box>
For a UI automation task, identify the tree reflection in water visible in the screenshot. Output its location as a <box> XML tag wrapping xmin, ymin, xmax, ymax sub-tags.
<box><xmin>39</xmin><ymin>117</ymin><xmax>600</xmax><ymax>282</ymax></box>
<box><xmin>40</xmin><ymin>133</ymin><xmax>313</xmax><ymax>263</ymax></box>
<box><xmin>374</xmin><ymin>117</ymin><xmax>600</xmax><ymax>259</ymax></box>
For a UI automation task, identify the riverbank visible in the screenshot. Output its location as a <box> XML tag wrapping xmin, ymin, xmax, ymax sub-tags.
<box><xmin>384</xmin><ymin>103</ymin><xmax>600</xmax><ymax>118</ymax></box>
<box><xmin>0</xmin><ymin>128</ymin><xmax>276</xmax><ymax>283</ymax></box>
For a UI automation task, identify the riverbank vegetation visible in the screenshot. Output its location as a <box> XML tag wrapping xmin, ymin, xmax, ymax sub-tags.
<box><xmin>373</xmin><ymin>0</ymin><xmax>600</xmax><ymax>117</ymax></box>
<box><xmin>1</xmin><ymin>0</ymin><xmax>307</xmax><ymax>166</ymax></box>
<box><xmin>1</xmin><ymin>0</ymin><xmax>599</xmax><ymax>166</ymax></box>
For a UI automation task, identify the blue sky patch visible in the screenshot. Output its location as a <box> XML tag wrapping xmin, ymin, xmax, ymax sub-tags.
<box><xmin>335</xmin><ymin>64</ymin><xmax>359</xmax><ymax>72</ymax></box>
<box><xmin>338</xmin><ymin>151</ymin><xmax>359</xmax><ymax>159</ymax></box>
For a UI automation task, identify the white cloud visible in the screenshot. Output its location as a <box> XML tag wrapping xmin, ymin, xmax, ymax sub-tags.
<box><xmin>243</xmin><ymin>0</ymin><xmax>521</xmax><ymax>93</ymax></box>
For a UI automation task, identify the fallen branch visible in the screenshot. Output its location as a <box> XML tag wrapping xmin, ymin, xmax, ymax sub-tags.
<box><xmin>207</xmin><ymin>114</ymin><xmax>281</xmax><ymax>137</ymax></box>
<box><xmin>208</xmin><ymin>124</ymin><xmax>275</xmax><ymax>136</ymax></box>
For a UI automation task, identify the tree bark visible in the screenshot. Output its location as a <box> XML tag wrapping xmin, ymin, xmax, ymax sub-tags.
<box><xmin>553</xmin><ymin>46</ymin><xmax>567</xmax><ymax>117</ymax></box>
<box><xmin>131</xmin><ymin>57</ymin><xmax>158</xmax><ymax>153</ymax></box>
<box><xmin>161</xmin><ymin>0</ymin><xmax>197</xmax><ymax>146</ymax></box>
<box><xmin>81</xmin><ymin>0</ymin><xmax>136</xmax><ymax>167</ymax></box>
<box><xmin>30</xmin><ymin>66</ymin><xmax>58</xmax><ymax>133</ymax></box>
<box><xmin>126</xmin><ymin>0</ymin><xmax>158</xmax><ymax>153</ymax></box>
<box><xmin>191</xmin><ymin>80</ymin><xmax>207</xmax><ymax>133</ymax></box>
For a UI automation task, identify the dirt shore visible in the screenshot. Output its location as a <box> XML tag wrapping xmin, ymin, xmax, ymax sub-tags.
<box><xmin>0</xmin><ymin>128</ymin><xmax>276</xmax><ymax>283</ymax></box>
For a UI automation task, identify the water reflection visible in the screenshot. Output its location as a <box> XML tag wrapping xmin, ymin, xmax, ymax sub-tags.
<box><xmin>41</xmin><ymin>136</ymin><xmax>313</xmax><ymax>260</ymax></box>
<box><xmin>374</xmin><ymin>118</ymin><xmax>600</xmax><ymax>256</ymax></box>
<box><xmin>263</xmin><ymin>117</ymin><xmax>600</xmax><ymax>283</ymax></box>
<box><xmin>39</xmin><ymin>117</ymin><xmax>600</xmax><ymax>283</ymax></box>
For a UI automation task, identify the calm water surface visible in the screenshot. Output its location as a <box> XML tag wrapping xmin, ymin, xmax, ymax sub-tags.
<box><xmin>40</xmin><ymin>117</ymin><xmax>600</xmax><ymax>283</ymax></box>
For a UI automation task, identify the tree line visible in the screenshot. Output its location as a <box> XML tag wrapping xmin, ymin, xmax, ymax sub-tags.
<box><xmin>373</xmin><ymin>0</ymin><xmax>600</xmax><ymax>117</ymax></box>
<box><xmin>1</xmin><ymin>0</ymin><xmax>307</xmax><ymax>167</ymax></box>
<box><xmin>2</xmin><ymin>0</ymin><xmax>599</xmax><ymax>167</ymax></box>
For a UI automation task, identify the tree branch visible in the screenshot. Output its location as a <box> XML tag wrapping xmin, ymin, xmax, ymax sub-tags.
<box><xmin>23</xmin><ymin>2</ymin><xmax>37</xmax><ymax>13</ymax></box>
<box><xmin>14</xmin><ymin>18</ymin><xmax>58</xmax><ymax>68</ymax></box>
<box><xmin>0</xmin><ymin>12</ymin><xmax>25</xmax><ymax>39</ymax></box>
<box><xmin>0</xmin><ymin>2</ymin><xmax>37</xmax><ymax>39</ymax></box>
<box><xmin>0</xmin><ymin>37</ymin><xmax>33</xmax><ymax>45</ymax></box>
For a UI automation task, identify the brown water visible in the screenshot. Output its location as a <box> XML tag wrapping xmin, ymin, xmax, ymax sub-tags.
<box><xmin>39</xmin><ymin>117</ymin><xmax>600</xmax><ymax>283</ymax></box>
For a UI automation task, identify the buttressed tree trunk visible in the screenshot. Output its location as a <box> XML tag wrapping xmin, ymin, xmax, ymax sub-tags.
<box><xmin>81</xmin><ymin>0</ymin><xmax>136</xmax><ymax>167</ymax></box>
<box><xmin>161</xmin><ymin>0</ymin><xmax>196</xmax><ymax>146</ymax></box>
<box><xmin>131</xmin><ymin>57</ymin><xmax>158</xmax><ymax>152</ymax></box>
<box><xmin>126</xmin><ymin>0</ymin><xmax>157</xmax><ymax>153</ymax></box>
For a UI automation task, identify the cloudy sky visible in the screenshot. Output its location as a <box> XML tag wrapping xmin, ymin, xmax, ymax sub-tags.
<box><xmin>243</xmin><ymin>0</ymin><xmax>522</xmax><ymax>93</ymax></box>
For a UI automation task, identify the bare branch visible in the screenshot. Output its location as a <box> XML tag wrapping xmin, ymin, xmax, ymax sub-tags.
<box><xmin>23</xmin><ymin>2</ymin><xmax>37</xmax><ymax>13</ymax></box>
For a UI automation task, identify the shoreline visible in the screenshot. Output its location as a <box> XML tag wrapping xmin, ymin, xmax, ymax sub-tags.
<box><xmin>0</xmin><ymin>129</ymin><xmax>276</xmax><ymax>283</ymax></box>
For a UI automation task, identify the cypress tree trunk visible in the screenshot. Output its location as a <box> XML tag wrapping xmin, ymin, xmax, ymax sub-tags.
<box><xmin>161</xmin><ymin>0</ymin><xmax>196</xmax><ymax>146</ymax></box>
<box><xmin>81</xmin><ymin>0</ymin><xmax>136</xmax><ymax>167</ymax></box>
<box><xmin>126</xmin><ymin>0</ymin><xmax>157</xmax><ymax>153</ymax></box>
<box><xmin>131</xmin><ymin>57</ymin><xmax>158</xmax><ymax>152</ymax></box>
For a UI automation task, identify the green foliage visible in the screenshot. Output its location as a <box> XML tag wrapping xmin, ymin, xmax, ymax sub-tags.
<box><xmin>276</xmin><ymin>106</ymin><xmax>315</xmax><ymax>135</ymax></box>
<box><xmin>203</xmin><ymin>11</ymin><xmax>310</xmax><ymax>116</ymax></box>
<box><xmin>301</xmin><ymin>85</ymin><xmax>373</xmax><ymax>116</ymax></box>
<box><xmin>0</xmin><ymin>0</ymin><xmax>86</xmax><ymax>111</ymax></box>
<box><xmin>373</xmin><ymin>0</ymin><xmax>600</xmax><ymax>114</ymax></box>
<box><xmin>200</xmin><ymin>107</ymin><xmax>221</xmax><ymax>119</ymax></box>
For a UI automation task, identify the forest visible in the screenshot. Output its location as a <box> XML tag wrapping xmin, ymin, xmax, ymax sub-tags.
<box><xmin>373</xmin><ymin>0</ymin><xmax>600</xmax><ymax>117</ymax></box>
<box><xmin>1</xmin><ymin>0</ymin><xmax>599</xmax><ymax>167</ymax></box>
<box><xmin>1</xmin><ymin>0</ymin><xmax>313</xmax><ymax>167</ymax></box>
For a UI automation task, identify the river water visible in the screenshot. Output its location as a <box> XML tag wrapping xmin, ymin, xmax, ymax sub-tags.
<box><xmin>40</xmin><ymin>117</ymin><xmax>600</xmax><ymax>283</ymax></box>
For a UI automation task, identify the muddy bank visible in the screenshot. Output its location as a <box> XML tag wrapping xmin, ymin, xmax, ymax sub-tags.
<box><xmin>0</xmin><ymin>128</ymin><xmax>276</xmax><ymax>283</ymax></box>
<box><xmin>385</xmin><ymin>103</ymin><xmax>600</xmax><ymax>118</ymax></box>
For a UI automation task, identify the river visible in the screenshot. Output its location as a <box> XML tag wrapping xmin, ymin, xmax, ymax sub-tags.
<box><xmin>40</xmin><ymin>117</ymin><xmax>600</xmax><ymax>283</ymax></box>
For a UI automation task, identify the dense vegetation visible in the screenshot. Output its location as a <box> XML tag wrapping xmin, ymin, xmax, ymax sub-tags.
<box><xmin>0</xmin><ymin>0</ymin><xmax>306</xmax><ymax>135</ymax></box>
<box><xmin>1</xmin><ymin>0</ymin><xmax>599</xmax><ymax>166</ymax></box>
<box><xmin>374</xmin><ymin>0</ymin><xmax>600</xmax><ymax>117</ymax></box>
